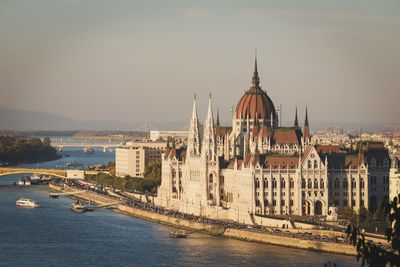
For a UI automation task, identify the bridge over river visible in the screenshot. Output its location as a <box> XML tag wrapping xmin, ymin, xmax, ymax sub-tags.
<box><xmin>51</xmin><ymin>142</ymin><xmax>120</xmax><ymax>152</ymax></box>
<box><xmin>0</xmin><ymin>167</ymin><xmax>101</xmax><ymax>179</ymax></box>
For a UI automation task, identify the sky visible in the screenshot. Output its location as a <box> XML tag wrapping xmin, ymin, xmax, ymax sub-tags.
<box><xmin>0</xmin><ymin>0</ymin><xmax>399</xmax><ymax>130</ymax></box>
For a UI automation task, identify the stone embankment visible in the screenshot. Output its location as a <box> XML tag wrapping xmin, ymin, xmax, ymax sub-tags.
<box><xmin>49</xmin><ymin>183</ymin><xmax>377</xmax><ymax>256</ymax></box>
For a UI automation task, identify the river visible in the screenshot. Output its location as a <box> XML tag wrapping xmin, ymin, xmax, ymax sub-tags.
<box><xmin>0</xmin><ymin>146</ymin><xmax>360</xmax><ymax>266</ymax></box>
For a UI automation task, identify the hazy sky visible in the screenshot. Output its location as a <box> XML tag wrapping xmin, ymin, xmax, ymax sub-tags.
<box><xmin>0</xmin><ymin>0</ymin><xmax>399</xmax><ymax>128</ymax></box>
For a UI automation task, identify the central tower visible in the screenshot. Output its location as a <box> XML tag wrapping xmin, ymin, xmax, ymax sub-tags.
<box><xmin>235</xmin><ymin>57</ymin><xmax>278</xmax><ymax>127</ymax></box>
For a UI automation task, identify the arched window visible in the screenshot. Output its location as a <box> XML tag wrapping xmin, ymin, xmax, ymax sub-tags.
<box><xmin>343</xmin><ymin>178</ymin><xmax>348</xmax><ymax>189</ymax></box>
<box><xmin>301</xmin><ymin>179</ymin><xmax>306</xmax><ymax>188</ymax></box>
<box><xmin>273</xmin><ymin>178</ymin><xmax>277</xmax><ymax>189</ymax></box>
<box><xmin>313</xmin><ymin>160</ymin><xmax>318</xmax><ymax>169</ymax></box>
<box><xmin>255</xmin><ymin>178</ymin><xmax>260</xmax><ymax>188</ymax></box>
<box><xmin>172</xmin><ymin>169</ymin><xmax>176</xmax><ymax>178</ymax></box>
<box><xmin>209</xmin><ymin>174</ymin><xmax>213</xmax><ymax>183</ymax></box>
<box><xmin>314</xmin><ymin>179</ymin><xmax>318</xmax><ymax>188</ymax></box>
<box><xmin>308</xmin><ymin>160</ymin><xmax>312</xmax><ymax>169</ymax></box>
<box><xmin>290</xmin><ymin>178</ymin><xmax>294</xmax><ymax>189</ymax></box>
<box><xmin>264</xmin><ymin>179</ymin><xmax>268</xmax><ymax>189</ymax></box>
<box><xmin>361</xmin><ymin>179</ymin><xmax>365</xmax><ymax>189</ymax></box>
<box><xmin>352</xmin><ymin>178</ymin><xmax>356</xmax><ymax>188</ymax></box>
<box><xmin>308</xmin><ymin>179</ymin><xmax>312</xmax><ymax>189</ymax></box>
<box><xmin>334</xmin><ymin>179</ymin><xmax>339</xmax><ymax>189</ymax></box>
<box><xmin>281</xmin><ymin>178</ymin><xmax>286</xmax><ymax>189</ymax></box>
<box><xmin>320</xmin><ymin>179</ymin><xmax>324</xmax><ymax>189</ymax></box>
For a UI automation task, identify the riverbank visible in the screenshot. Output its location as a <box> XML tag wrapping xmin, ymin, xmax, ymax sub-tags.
<box><xmin>7</xmin><ymin>154</ymin><xmax>62</xmax><ymax>166</ymax></box>
<box><xmin>48</xmin><ymin>183</ymin><xmax>360</xmax><ymax>256</ymax></box>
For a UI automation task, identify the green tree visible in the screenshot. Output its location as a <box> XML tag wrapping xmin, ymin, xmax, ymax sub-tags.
<box><xmin>350</xmin><ymin>195</ymin><xmax>400</xmax><ymax>266</ymax></box>
<box><xmin>43</xmin><ymin>136</ymin><xmax>51</xmax><ymax>146</ymax></box>
<box><xmin>143</xmin><ymin>160</ymin><xmax>161</xmax><ymax>180</ymax></box>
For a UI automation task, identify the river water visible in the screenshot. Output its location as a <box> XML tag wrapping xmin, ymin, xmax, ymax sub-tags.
<box><xmin>0</xmin><ymin>147</ymin><xmax>360</xmax><ymax>266</ymax></box>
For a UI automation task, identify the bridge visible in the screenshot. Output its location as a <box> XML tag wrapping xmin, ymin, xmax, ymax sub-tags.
<box><xmin>51</xmin><ymin>142</ymin><xmax>120</xmax><ymax>152</ymax></box>
<box><xmin>0</xmin><ymin>167</ymin><xmax>101</xmax><ymax>179</ymax></box>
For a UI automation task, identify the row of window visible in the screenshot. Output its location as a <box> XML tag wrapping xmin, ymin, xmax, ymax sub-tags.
<box><xmin>255</xmin><ymin>199</ymin><xmax>295</xmax><ymax>207</ymax></box>
<box><xmin>333</xmin><ymin>199</ymin><xmax>363</xmax><ymax>207</ymax></box>
<box><xmin>255</xmin><ymin>178</ymin><xmax>327</xmax><ymax>189</ymax></box>
<box><xmin>333</xmin><ymin>178</ymin><xmax>364</xmax><ymax>189</ymax></box>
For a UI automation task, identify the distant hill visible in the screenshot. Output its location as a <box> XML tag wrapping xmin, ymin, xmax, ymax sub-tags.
<box><xmin>0</xmin><ymin>106</ymin><xmax>393</xmax><ymax>133</ymax></box>
<box><xmin>0</xmin><ymin>106</ymin><xmax>189</xmax><ymax>131</ymax></box>
<box><xmin>0</xmin><ymin>106</ymin><xmax>139</xmax><ymax>131</ymax></box>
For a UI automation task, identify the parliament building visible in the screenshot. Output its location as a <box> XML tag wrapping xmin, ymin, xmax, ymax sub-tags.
<box><xmin>155</xmin><ymin>58</ymin><xmax>390</xmax><ymax>224</ymax></box>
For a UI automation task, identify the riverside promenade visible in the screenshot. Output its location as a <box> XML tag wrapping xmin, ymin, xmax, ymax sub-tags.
<box><xmin>48</xmin><ymin>183</ymin><xmax>370</xmax><ymax>256</ymax></box>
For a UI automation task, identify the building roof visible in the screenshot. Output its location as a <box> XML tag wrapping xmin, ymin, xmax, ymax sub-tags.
<box><xmin>235</xmin><ymin>59</ymin><xmax>278</xmax><ymax>125</ymax></box>
<box><xmin>263</xmin><ymin>155</ymin><xmax>299</xmax><ymax>169</ymax></box>
<box><xmin>165</xmin><ymin>148</ymin><xmax>186</xmax><ymax>161</ymax></box>
<box><xmin>215</xmin><ymin>126</ymin><xmax>232</xmax><ymax>138</ymax></box>
<box><xmin>272</xmin><ymin>127</ymin><xmax>302</xmax><ymax>145</ymax></box>
<box><xmin>315</xmin><ymin>145</ymin><xmax>344</xmax><ymax>154</ymax></box>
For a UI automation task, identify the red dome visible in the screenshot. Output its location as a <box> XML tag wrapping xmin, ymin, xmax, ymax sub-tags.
<box><xmin>236</xmin><ymin>87</ymin><xmax>276</xmax><ymax>120</ymax></box>
<box><xmin>235</xmin><ymin>59</ymin><xmax>278</xmax><ymax>125</ymax></box>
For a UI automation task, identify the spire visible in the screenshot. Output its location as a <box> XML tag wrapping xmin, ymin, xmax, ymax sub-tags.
<box><xmin>303</xmin><ymin>106</ymin><xmax>310</xmax><ymax>140</ymax></box>
<box><xmin>202</xmin><ymin>93</ymin><xmax>216</xmax><ymax>160</ymax></box>
<box><xmin>216</xmin><ymin>109</ymin><xmax>220</xmax><ymax>127</ymax></box>
<box><xmin>294</xmin><ymin>106</ymin><xmax>299</xmax><ymax>128</ymax></box>
<box><xmin>304</xmin><ymin>106</ymin><xmax>309</xmax><ymax>127</ymax></box>
<box><xmin>187</xmin><ymin>94</ymin><xmax>200</xmax><ymax>157</ymax></box>
<box><xmin>252</xmin><ymin>49</ymin><xmax>260</xmax><ymax>87</ymax></box>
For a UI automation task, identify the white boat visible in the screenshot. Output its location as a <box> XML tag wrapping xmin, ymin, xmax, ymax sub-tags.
<box><xmin>16</xmin><ymin>198</ymin><xmax>40</xmax><ymax>208</ymax></box>
<box><xmin>16</xmin><ymin>179</ymin><xmax>30</xmax><ymax>186</ymax></box>
<box><xmin>71</xmin><ymin>201</ymin><xmax>87</xmax><ymax>212</ymax></box>
<box><xmin>31</xmin><ymin>174</ymin><xmax>41</xmax><ymax>181</ymax></box>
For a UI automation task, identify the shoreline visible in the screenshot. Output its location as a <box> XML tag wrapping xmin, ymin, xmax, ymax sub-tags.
<box><xmin>6</xmin><ymin>154</ymin><xmax>63</xmax><ymax>167</ymax></box>
<box><xmin>48</xmin><ymin>183</ymin><xmax>359</xmax><ymax>256</ymax></box>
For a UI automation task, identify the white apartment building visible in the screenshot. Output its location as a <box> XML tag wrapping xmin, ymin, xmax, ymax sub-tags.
<box><xmin>116</xmin><ymin>141</ymin><xmax>167</xmax><ymax>178</ymax></box>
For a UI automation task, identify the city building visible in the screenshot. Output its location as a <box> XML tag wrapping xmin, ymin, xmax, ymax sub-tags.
<box><xmin>155</xmin><ymin>58</ymin><xmax>390</xmax><ymax>225</ymax></box>
<box><xmin>116</xmin><ymin>141</ymin><xmax>167</xmax><ymax>178</ymax></box>
<box><xmin>390</xmin><ymin>155</ymin><xmax>400</xmax><ymax>201</ymax></box>
<box><xmin>311</xmin><ymin>128</ymin><xmax>351</xmax><ymax>146</ymax></box>
<box><xmin>150</xmin><ymin>130</ymin><xmax>188</xmax><ymax>141</ymax></box>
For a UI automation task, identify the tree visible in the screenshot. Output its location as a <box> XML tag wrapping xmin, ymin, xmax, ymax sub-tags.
<box><xmin>340</xmin><ymin>206</ymin><xmax>359</xmax><ymax>226</ymax></box>
<box><xmin>108</xmin><ymin>162</ymin><xmax>116</xmax><ymax>176</ymax></box>
<box><xmin>350</xmin><ymin>195</ymin><xmax>400</xmax><ymax>266</ymax></box>
<box><xmin>43</xmin><ymin>136</ymin><xmax>51</xmax><ymax>147</ymax></box>
<box><xmin>143</xmin><ymin>160</ymin><xmax>161</xmax><ymax>181</ymax></box>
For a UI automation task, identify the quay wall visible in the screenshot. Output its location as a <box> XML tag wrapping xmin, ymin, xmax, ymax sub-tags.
<box><xmin>223</xmin><ymin>229</ymin><xmax>357</xmax><ymax>256</ymax></box>
<box><xmin>117</xmin><ymin>204</ymin><xmax>225</xmax><ymax>235</ymax></box>
<box><xmin>47</xmin><ymin>183</ymin><xmax>370</xmax><ymax>256</ymax></box>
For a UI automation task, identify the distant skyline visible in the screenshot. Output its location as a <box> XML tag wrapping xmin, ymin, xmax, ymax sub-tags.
<box><xmin>0</xmin><ymin>0</ymin><xmax>399</xmax><ymax>129</ymax></box>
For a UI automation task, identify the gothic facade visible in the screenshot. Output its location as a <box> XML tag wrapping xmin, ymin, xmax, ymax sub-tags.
<box><xmin>155</xmin><ymin>59</ymin><xmax>390</xmax><ymax>224</ymax></box>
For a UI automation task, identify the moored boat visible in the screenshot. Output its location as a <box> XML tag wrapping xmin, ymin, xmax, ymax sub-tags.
<box><xmin>15</xmin><ymin>176</ymin><xmax>31</xmax><ymax>186</ymax></box>
<box><xmin>169</xmin><ymin>230</ymin><xmax>187</xmax><ymax>238</ymax></box>
<box><xmin>16</xmin><ymin>198</ymin><xmax>40</xmax><ymax>208</ymax></box>
<box><xmin>71</xmin><ymin>200</ymin><xmax>91</xmax><ymax>212</ymax></box>
<box><xmin>66</xmin><ymin>161</ymin><xmax>83</xmax><ymax>167</ymax></box>
<box><xmin>84</xmin><ymin>147</ymin><xmax>94</xmax><ymax>154</ymax></box>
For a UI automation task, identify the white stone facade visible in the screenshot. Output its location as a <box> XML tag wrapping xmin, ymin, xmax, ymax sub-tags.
<box><xmin>156</xmin><ymin>61</ymin><xmax>390</xmax><ymax>224</ymax></box>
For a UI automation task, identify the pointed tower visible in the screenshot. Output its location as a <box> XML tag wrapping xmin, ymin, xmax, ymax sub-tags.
<box><xmin>252</xmin><ymin>54</ymin><xmax>260</xmax><ymax>88</ymax></box>
<box><xmin>187</xmin><ymin>94</ymin><xmax>201</xmax><ymax>157</ymax></box>
<box><xmin>202</xmin><ymin>94</ymin><xmax>216</xmax><ymax>161</ymax></box>
<box><xmin>294</xmin><ymin>106</ymin><xmax>299</xmax><ymax>128</ymax></box>
<box><xmin>303</xmin><ymin>106</ymin><xmax>311</xmax><ymax>140</ymax></box>
<box><xmin>216</xmin><ymin>109</ymin><xmax>220</xmax><ymax>127</ymax></box>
